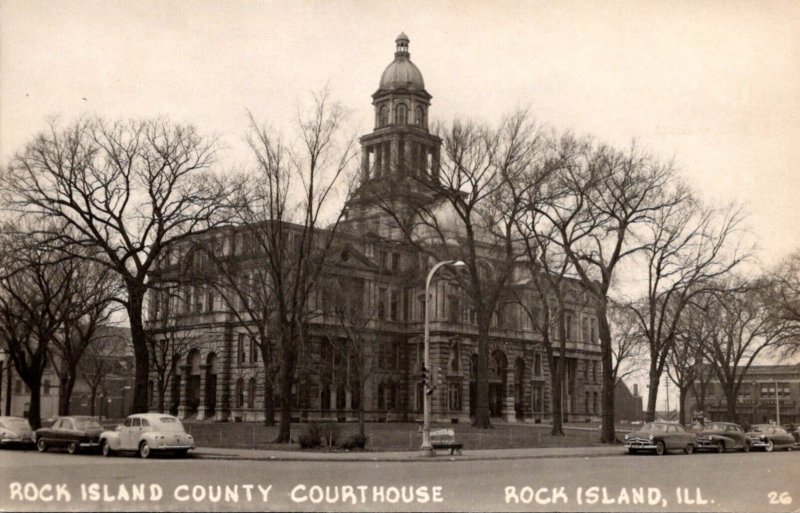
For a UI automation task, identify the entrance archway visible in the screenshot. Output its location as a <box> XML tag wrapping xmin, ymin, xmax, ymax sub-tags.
<box><xmin>186</xmin><ymin>350</ymin><xmax>201</xmax><ymax>416</ymax></box>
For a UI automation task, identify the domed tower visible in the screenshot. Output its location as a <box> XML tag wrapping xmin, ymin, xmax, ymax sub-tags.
<box><xmin>346</xmin><ymin>34</ymin><xmax>442</xmax><ymax>229</ymax></box>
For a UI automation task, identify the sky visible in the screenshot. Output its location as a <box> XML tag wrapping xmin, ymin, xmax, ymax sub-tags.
<box><xmin>2</xmin><ymin>0</ymin><xmax>799</xmax><ymax>407</ymax></box>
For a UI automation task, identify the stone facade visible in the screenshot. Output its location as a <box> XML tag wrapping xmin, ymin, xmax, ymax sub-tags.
<box><xmin>145</xmin><ymin>34</ymin><xmax>603</xmax><ymax>424</ymax></box>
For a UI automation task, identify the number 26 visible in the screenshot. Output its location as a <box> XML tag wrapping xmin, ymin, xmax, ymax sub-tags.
<box><xmin>767</xmin><ymin>491</ymin><xmax>792</xmax><ymax>505</ymax></box>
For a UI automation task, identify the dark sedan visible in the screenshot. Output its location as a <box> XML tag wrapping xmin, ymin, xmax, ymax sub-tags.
<box><xmin>35</xmin><ymin>416</ymin><xmax>105</xmax><ymax>454</ymax></box>
<box><xmin>624</xmin><ymin>421</ymin><xmax>697</xmax><ymax>455</ymax></box>
<box><xmin>694</xmin><ymin>422</ymin><xmax>750</xmax><ymax>453</ymax></box>
<box><xmin>746</xmin><ymin>424</ymin><xmax>795</xmax><ymax>452</ymax></box>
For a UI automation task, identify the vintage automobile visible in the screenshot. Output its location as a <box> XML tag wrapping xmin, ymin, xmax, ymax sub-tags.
<box><xmin>624</xmin><ymin>421</ymin><xmax>697</xmax><ymax>455</ymax></box>
<box><xmin>99</xmin><ymin>413</ymin><xmax>194</xmax><ymax>458</ymax></box>
<box><xmin>746</xmin><ymin>424</ymin><xmax>795</xmax><ymax>452</ymax></box>
<box><xmin>0</xmin><ymin>416</ymin><xmax>35</xmax><ymax>448</ymax></box>
<box><xmin>693</xmin><ymin>422</ymin><xmax>750</xmax><ymax>453</ymax></box>
<box><xmin>35</xmin><ymin>416</ymin><xmax>105</xmax><ymax>454</ymax></box>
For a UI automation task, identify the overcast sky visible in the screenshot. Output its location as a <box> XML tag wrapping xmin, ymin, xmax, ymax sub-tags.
<box><xmin>2</xmin><ymin>0</ymin><xmax>798</xmax><ymax>406</ymax></box>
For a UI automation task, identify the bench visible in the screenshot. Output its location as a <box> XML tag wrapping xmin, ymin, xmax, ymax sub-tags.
<box><xmin>430</xmin><ymin>428</ymin><xmax>463</xmax><ymax>455</ymax></box>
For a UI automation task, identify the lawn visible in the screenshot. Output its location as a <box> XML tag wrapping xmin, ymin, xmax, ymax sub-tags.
<box><xmin>182</xmin><ymin>420</ymin><xmax>614</xmax><ymax>452</ymax></box>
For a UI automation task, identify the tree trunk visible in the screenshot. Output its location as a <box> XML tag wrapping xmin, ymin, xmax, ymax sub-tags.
<box><xmin>27</xmin><ymin>379</ymin><xmax>42</xmax><ymax>430</ymax></box>
<box><xmin>547</xmin><ymin>348</ymin><xmax>564</xmax><ymax>436</ymax></box>
<box><xmin>597</xmin><ymin>307</ymin><xmax>616</xmax><ymax>443</ymax></box>
<box><xmin>127</xmin><ymin>289</ymin><xmax>150</xmax><ymax>414</ymax></box>
<box><xmin>263</xmin><ymin>370</ymin><xmax>275</xmax><ymax>426</ymax></box>
<box><xmin>157</xmin><ymin>377</ymin><xmax>166</xmax><ymax>413</ymax></box>
<box><xmin>678</xmin><ymin>386</ymin><xmax>688</xmax><ymax>425</ymax></box>
<box><xmin>472</xmin><ymin>323</ymin><xmax>491</xmax><ymax>429</ymax></box>
<box><xmin>59</xmin><ymin>372</ymin><xmax>76</xmax><ymax>416</ymax></box>
<box><xmin>275</xmin><ymin>337</ymin><xmax>296</xmax><ymax>443</ymax></box>
<box><xmin>89</xmin><ymin>387</ymin><xmax>98</xmax><ymax>416</ymax></box>
<box><xmin>645</xmin><ymin>367</ymin><xmax>660</xmax><ymax>422</ymax></box>
<box><xmin>725</xmin><ymin>390</ymin><xmax>738</xmax><ymax>422</ymax></box>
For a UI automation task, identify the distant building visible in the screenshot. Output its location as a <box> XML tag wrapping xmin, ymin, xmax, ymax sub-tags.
<box><xmin>0</xmin><ymin>326</ymin><xmax>134</xmax><ymax>420</ymax></box>
<box><xmin>614</xmin><ymin>379</ymin><xmax>643</xmax><ymax>422</ymax></box>
<box><xmin>685</xmin><ymin>363</ymin><xmax>800</xmax><ymax>426</ymax></box>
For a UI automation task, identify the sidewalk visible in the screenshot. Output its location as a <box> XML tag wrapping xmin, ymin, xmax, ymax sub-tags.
<box><xmin>190</xmin><ymin>444</ymin><xmax>624</xmax><ymax>463</ymax></box>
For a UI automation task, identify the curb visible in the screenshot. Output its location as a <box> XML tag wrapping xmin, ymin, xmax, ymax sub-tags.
<box><xmin>189</xmin><ymin>448</ymin><xmax>624</xmax><ymax>463</ymax></box>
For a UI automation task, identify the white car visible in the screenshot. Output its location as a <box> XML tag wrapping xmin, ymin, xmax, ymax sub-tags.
<box><xmin>0</xmin><ymin>416</ymin><xmax>35</xmax><ymax>448</ymax></box>
<box><xmin>99</xmin><ymin>413</ymin><xmax>195</xmax><ymax>458</ymax></box>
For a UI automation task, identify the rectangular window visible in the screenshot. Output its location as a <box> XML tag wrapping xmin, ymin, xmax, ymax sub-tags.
<box><xmin>237</xmin><ymin>333</ymin><xmax>246</xmax><ymax>364</ymax></box>
<box><xmin>250</xmin><ymin>337</ymin><xmax>258</xmax><ymax>363</ymax></box>
<box><xmin>43</xmin><ymin>380</ymin><xmax>51</xmax><ymax>395</ymax></box>
<box><xmin>379</xmin><ymin>251</ymin><xmax>388</xmax><ymax>271</ymax></box>
<box><xmin>534</xmin><ymin>353</ymin><xmax>542</xmax><ymax>376</ymax></box>
<box><xmin>377</xmin><ymin>287</ymin><xmax>387</xmax><ymax>319</ymax></box>
<box><xmin>195</xmin><ymin>286</ymin><xmax>204</xmax><ymax>313</ymax></box>
<box><xmin>391</xmin><ymin>252</ymin><xmax>400</xmax><ymax>272</ymax></box>
<box><xmin>533</xmin><ymin>385</ymin><xmax>544</xmax><ymax>412</ymax></box>
<box><xmin>448</xmin><ymin>382</ymin><xmax>462</xmax><ymax>411</ymax></box>
<box><xmin>206</xmin><ymin>288</ymin><xmax>214</xmax><ymax>312</ymax></box>
<box><xmin>390</xmin><ymin>289</ymin><xmax>400</xmax><ymax>321</ymax></box>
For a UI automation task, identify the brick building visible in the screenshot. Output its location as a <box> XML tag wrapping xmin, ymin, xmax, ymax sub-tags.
<box><xmin>146</xmin><ymin>34</ymin><xmax>603</xmax><ymax>425</ymax></box>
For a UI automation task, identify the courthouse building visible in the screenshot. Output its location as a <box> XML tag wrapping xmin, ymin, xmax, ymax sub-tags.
<box><xmin>146</xmin><ymin>34</ymin><xmax>603</xmax><ymax>424</ymax></box>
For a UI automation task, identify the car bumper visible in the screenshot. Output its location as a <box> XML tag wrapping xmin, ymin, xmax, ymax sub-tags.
<box><xmin>1</xmin><ymin>437</ymin><xmax>34</xmax><ymax>446</ymax></box>
<box><xmin>79</xmin><ymin>442</ymin><xmax>101</xmax><ymax>448</ymax></box>
<box><xmin>624</xmin><ymin>442</ymin><xmax>658</xmax><ymax>450</ymax></box>
<box><xmin>153</xmin><ymin>444</ymin><xmax>194</xmax><ymax>451</ymax></box>
<box><xmin>695</xmin><ymin>439</ymin><xmax>720</xmax><ymax>449</ymax></box>
<box><xmin>750</xmin><ymin>440</ymin><xmax>771</xmax><ymax>448</ymax></box>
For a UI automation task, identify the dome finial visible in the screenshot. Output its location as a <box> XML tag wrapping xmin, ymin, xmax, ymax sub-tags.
<box><xmin>395</xmin><ymin>32</ymin><xmax>409</xmax><ymax>57</ymax></box>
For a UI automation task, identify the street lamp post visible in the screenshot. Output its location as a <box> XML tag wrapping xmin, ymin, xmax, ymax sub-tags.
<box><xmin>421</xmin><ymin>259</ymin><xmax>466</xmax><ymax>456</ymax></box>
<box><xmin>774</xmin><ymin>379</ymin><xmax>780</xmax><ymax>426</ymax></box>
<box><xmin>121</xmin><ymin>385</ymin><xmax>132</xmax><ymax>419</ymax></box>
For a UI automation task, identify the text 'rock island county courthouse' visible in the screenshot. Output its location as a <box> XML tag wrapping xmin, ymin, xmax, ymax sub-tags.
<box><xmin>147</xmin><ymin>35</ymin><xmax>603</xmax><ymax>424</ymax></box>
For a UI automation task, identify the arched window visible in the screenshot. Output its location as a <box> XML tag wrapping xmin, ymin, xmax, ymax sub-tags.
<box><xmin>377</xmin><ymin>105</ymin><xmax>389</xmax><ymax>127</ymax></box>
<box><xmin>320</xmin><ymin>383</ymin><xmax>331</xmax><ymax>410</ymax></box>
<box><xmin>235</xmin><ymin>378</ymin><xmax>244</xmax><ymax>408</ymax></box>
<box><xmin>593</xmin><ymin>392</ymin><xmax>598</xmax><ymax>414</ymax></box>
<box><xmin>415</xmin><ymin>106</ymin><xmax>425</xmax><ymax>127</ymax></box>
<box><xmin>584</xmin><ymin>391</ymin><xmax>590</xmax><ymax>414</ymax></box>
<box><xmin>395</xmin><ymin>103</ymin><xmax>407</xmax><ymax>125</ymax></box>
<box><xmin>336</xmin><ymin>384</ymin><xmax>346</xmax><ymax>410</ymax></box>
<box><xmin>248</xmin><ymin>378</ymin><xmax>256</xmax><ymax>408</ymax></box>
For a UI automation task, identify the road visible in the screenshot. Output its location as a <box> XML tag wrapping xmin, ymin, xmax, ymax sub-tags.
<box><xmin>1</xmin><ymin>448</ymin><xmax>798</xmax><ymax>512</ymax></box>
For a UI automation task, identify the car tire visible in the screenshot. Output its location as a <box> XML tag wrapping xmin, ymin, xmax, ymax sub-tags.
<box><xmin>716</xmin><ymin>441</ymin><xmax>725</xmax><ymax>454</ymax></box>
<box><xmin>743</xmin><ymin>441</ymin><xmax>750</xmax><ymax>453</ymax></box>
<box><xmin>67</xmin><ymin>442</ymin><xmax>78</xmax><ymax>455</ymax></box>
<box><xmin>655</xmin><ymin>441</ymin><xmax>666</xmax><ymax>456</ymax></box>
<box><xmin>139</xmin><ymin>441</ymin><xmax>151</xmax><ymax>459</ymax></box>
<box><xmin>101</xmin><ymin>440</ymin><xmax>113</xmax><ymax>457</ymax></box>
<box><xmin>765</xmin><ymin>440</ymin><xmax>774</xmax><ymax>453</ymax></box>
<box><xmin>174</xmin><ymin>449</ymin><xmax>189</xmax><ymax>458</ymax></box>
<box><xmin>36</xmin><ymin>438</ymin><xmax>47</xmax><ymax>453</ymax></box>
<box><xmin>684</xmin><ymin>444</ymin><xmax>695</xmax><ymax>455</ymax></box>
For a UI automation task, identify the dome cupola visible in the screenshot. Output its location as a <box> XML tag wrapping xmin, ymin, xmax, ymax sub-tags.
<box><xmin>379</xmin><ymin>33</ymin><xmax>425</xmax><ymax>91</ymax></box>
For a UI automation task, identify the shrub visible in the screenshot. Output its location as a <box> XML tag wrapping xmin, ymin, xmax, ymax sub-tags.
<box><xmin>339</xmin><ymin>433</ymin><xmax>368</xmax><ymax>450</ymax></box>
<box><xmin>298</xmin><ymin>424</ymin><xmax>322</xmax><ymax>449</ymax></box>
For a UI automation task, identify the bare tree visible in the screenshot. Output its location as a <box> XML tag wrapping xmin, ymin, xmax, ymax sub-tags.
<box><xmin>607</xmin><ymin>301</ymin><xmax>647</xmax><ymax>384</ymax></box>
<box><xmin>2</xmin><ymin>117</ymin><xmax>237</xmax><ymax>413</ymax></box>
<box><xmin>628</xmin><ymin>199</ymin><xmax>748</xmax><ymax>421</ymax></box>
<box><xmin>371</xmin><ymin>111</ymin><xmax>539</xmax><ymax>428</ymax></box>
<box><xmin>79</xmin><ymin>328</ymin><xmax>130</xmax><ymax>417</ymax></box>
<box><xmin>702</xmin><ymin>279</ymin><xmax>796</xmax><ymax>421</ymax></box>
<box><xmin>535</xmin><ymin>138</ymin><xmax>685</xmax><ymax>443</ymax></box>
<box><xmin>766</xmin><ymin>250</ymin><xmax>800</xmax><ymax>357</ymax></box>
<box><xmin>0</xmin><ymin>225</ymin><xmax>76</xmax><ymax>428</ymax></box>
<box><xmin>237</xmin><ymin>91</ymin><xmax>357</xmax><ymax>442</ymax></box>
<box><xmin>50</xmin><ymin>260</ymin><xmax>120</xmax><ymax>415</ymax></box>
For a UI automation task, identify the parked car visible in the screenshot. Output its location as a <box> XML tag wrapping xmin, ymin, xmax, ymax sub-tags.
<box><xmin>0</xmin><ymin>416</ymin><xmax>35</xmax><ymax>449</ymax></box>
<box><xmin>746</xmin><ymin>424</ymin><xmax>795</xmax><ymax>452</ymax></box>
<box><xmin>35</xmin><ymin>416</ymin><xmax>105</xmax><ymax>454</ymax></box>
<box><xmin>693</xmin><ymin>422</ymin><xmax>750</xmax><ymax>453</ymax></box>
<box><xmin>624</xmin><ymin>421</ymin><xmax>697</xmax><ymax>455</ymax></box>
<box><xmin>99</xmin><ymin>414</ymin><xmax>194</xmax><ymax>458</ymax></box>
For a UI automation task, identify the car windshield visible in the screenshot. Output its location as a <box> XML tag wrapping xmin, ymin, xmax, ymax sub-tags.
<box><xmin>751</xmin><ymin>426</ymin><xmax>773</xmax><ymax>433</ymax></box>
<box><xmin>705</xmin><ymin>424</ymin><xmax>726</xmax><ymax>432</ymax></box>
<box><xmin>156</xmin><ymin>417</ymin><xmax>186</xmax><ymax>432</ymax></box>
<box><xmin>74</xmin><ymin>419</ymin><xmax>102</xmax><ymax>429</ymax></box>
<box><xmin>641</xmin><ymin>423</ymin><xmax>668</xmax><ymax>433</ymax></box>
